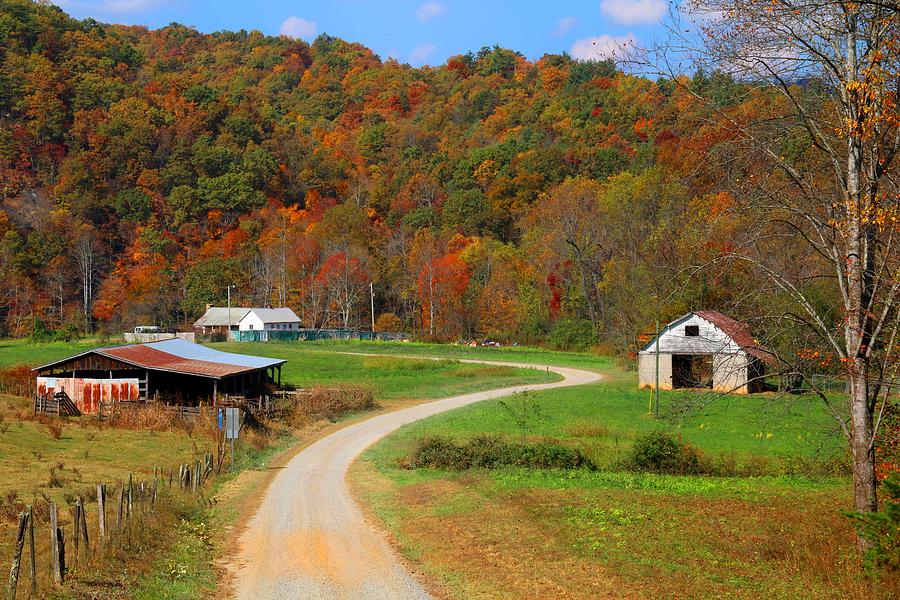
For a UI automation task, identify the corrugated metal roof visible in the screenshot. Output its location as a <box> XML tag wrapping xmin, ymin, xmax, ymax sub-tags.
<box><xmin>247</xmin><ymin>307</ymin><xmax>301</xmax><ymax>323</ymax></box>
<box><xmin>33</xmin><ymin>339</ymin><xmax>285</xmax><ymax>379</ymax></box>
<box><xmin>193</xmin><ymin>307</ymin><xmax>251</xmax><ymax>328</ymax></box>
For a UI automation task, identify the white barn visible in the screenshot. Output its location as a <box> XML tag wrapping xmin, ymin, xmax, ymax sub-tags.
<box><xmin>638</xmin><ymin>311</ymin><xmax>772</xmax><ymax>394</ymax></box>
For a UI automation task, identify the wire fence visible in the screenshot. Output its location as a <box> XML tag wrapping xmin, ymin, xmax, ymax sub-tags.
<box><xmin>3</xmin><ymin>450</ymin><xmax>223</xmax><ymax>598</ymax></box>
<box><xmin>227</xmin><ymin>329</ymin><xmax>406</xmax><ymax>343</ymax></box>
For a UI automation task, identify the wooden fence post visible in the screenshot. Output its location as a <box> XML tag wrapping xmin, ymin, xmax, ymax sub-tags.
<box><xmin>26</xmin><ymin>507</ymin><xmax>35</xmax><ymax>596</ymax></box>
<box><xmin>97</xmin><ymin>484</ymin><xmax>106</xmax><ymax>547</ymax></box>
<box><xmin>116</xmin><ymin>487</ymin><xmax>125</xmax><ymax>533</ymax></box>
<box><xmin>5</xmin><ymin>511</ymin><xmax>27</xmax><ymax>600</ymax></box>
<box><xmin>56</xmin><ymin>529</ymin><xmax>64</xmax><ymax>584</ymax></box>
<box><xmin>49</xmin><ymin>503</ymin><xmax>61</xmax><ymax>585</ymax></box>
<box><xmin>72</xmin><ymin>501</ymin><xmax>80</xmax><ymax>568</ymax></box>
<box><xmin>127</xmin><ymin>474</ymin><xmax>133</xmax><ymax>518</ymax></box>
<box><xmin>77</xmin><ymin>496</ymin><xmax>89</xmax><ymax>561</ymax></box>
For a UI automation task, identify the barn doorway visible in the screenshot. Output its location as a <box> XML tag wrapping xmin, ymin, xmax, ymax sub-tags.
<box><xmin>672</xmin><ymin>355</ymin><xmax>713</xmax><ymax>389</ymax></box>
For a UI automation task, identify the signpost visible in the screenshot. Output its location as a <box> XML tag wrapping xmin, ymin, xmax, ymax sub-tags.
<box><xmin>221</xmin><ymin>408</ymin><xmax>241</xmax><ymax>470</ymax></box>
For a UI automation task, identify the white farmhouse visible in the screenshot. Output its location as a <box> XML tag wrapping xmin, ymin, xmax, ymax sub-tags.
<box><xmin>237</xmin><ymin>308</ymin><xmax>301</xmax><ymax>333</ymax></box>
<box><xmin>193</xmin><ymin>306</ymin><xmax>301</xmax><ymax>339</ymax></box>
<box><xmin>638</xmin><ymin>311</ymin><xmax>773</xmax><ymax>394</ymax></box>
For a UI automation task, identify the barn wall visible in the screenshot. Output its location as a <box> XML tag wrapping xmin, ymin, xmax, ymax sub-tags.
<box><xmin>36</xmin><ymin>376</ymin><xmax>140</xmax><ymax>415</ymax></box>
<box><xmin>650</xmin><ymin>314</ymin><xmax>742</xmax><ymax>355</ymax></box>
<box><xmin>638</xmin><ymin>352</ymin><xmax>673</xmax><ymax>389</ymax></box>
<box><xmin>712</xmin><ymin>353</ymin><xmax>749</xmax><ymax>394</ymax></box>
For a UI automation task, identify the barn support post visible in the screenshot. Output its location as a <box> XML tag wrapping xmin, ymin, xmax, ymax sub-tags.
<box><xmin>213</xmin><ymin>380</ymin><xmax>218</xmax><ymax>405</ymax></box>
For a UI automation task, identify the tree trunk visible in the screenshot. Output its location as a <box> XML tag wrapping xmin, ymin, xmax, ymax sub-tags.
<box><xmin>849</xmin><ymin>362</ymin><xmax>877</xmax><ymax>546</ymax></box>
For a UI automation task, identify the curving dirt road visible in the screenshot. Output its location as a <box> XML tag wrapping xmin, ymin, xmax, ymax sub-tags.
<box><xmin>229</xmin><ymin>358</ymin><xmax>601</xmax><ymax>599</ymax></box>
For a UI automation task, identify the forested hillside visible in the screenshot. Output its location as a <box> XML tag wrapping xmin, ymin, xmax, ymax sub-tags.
<box><xmin>0</xmin><ymin>0</ymin><xmax>763</xmax><ymax>348</ymax></box>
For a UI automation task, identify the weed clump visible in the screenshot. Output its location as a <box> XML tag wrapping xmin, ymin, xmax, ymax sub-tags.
<box><xmin>401</xmin><ymin>435</ymin><xmax>596</xmax><ymax>471</ymax></box>
<box><xmin>628</xmin><ymin>429</ymin><xmax>703</xmax><ymax>475</ymax></box>
<box><xmin>284</xmin><ymin>385</ymin><xmax>377</xmax><ymax>425</ymax></box>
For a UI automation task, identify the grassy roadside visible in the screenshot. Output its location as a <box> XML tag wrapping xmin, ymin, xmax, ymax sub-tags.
<box><xmin>350</xmin><ymin>352</ymin><xmax>884</xmax><ymax>599</ymax></box>
<box><xmin>117</xmin><ymin>344</ymin><xmax>560</xmax><ymax>599</ymax></box>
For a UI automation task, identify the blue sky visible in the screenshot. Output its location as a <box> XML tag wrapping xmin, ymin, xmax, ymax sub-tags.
<box><xmin>53</xmin><ymin>1</ymin><xmax>670</xmax><ymax>66</ymax></box>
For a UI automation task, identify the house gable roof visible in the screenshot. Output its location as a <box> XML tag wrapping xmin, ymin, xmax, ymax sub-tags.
<box><xmin>242</xmin><ymin>307</ymin><xmax>301</xmax><ymax>324</ymax></box>
<box><xmin>193</xmin><ymin>307</ymin><xmax>251</xmax><ymax>328</ymax></box>
<box><xmin>641</xmin><ymin>310</ymin><xmax>775</xmax><ymax>363</ymax></box>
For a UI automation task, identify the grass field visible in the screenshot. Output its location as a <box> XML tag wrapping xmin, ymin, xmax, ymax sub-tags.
<box><xmin>0</xmin><ymin>338</ymin><xmax>103</xmax><ymax>369</ymax></box>
<box><xmin>0</xmin><ymin>394</ymin><xmax>205</xmax><ymax>501</ymax></box>
<box><xmin>348</xmin><ymin>346</ymin><xmax>885</xmax><ymax>599</ymax></box>
<box><xmin>0</xmin><ymin>337</ymin><xmax>561</xmax><ymax>599</ymax></box>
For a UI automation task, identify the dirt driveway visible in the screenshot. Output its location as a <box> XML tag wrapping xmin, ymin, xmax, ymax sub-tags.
<box><xmin>228</xmin><ymin>359</ymin><xmax>601</xmax><ymax>599</ymax></box>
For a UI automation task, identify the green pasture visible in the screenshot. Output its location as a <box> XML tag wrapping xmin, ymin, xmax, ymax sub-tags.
<box><xmin>209</xmin><ymin>341</ymin><xmax>560</xmax><ymax>400</ymax></box>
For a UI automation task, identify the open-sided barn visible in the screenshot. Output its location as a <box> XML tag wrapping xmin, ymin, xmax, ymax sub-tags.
<box><xmin>33</xmin><ymin>339</ymin><xmax>285</xmax><ymax>414</ymax></box>
<box><xmin>638</xmin><ymin>311</ymin><xmax>773</xmax><ymax>394</ymax></box>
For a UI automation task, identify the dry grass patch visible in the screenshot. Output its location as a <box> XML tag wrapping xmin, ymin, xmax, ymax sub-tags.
<box><xmin>394</xmin><ymin>479</ymin><xmax>626</xmax><ymax>599</ymax></box>
<box><xmin>379</xmin><ymin>476</ymin><xmax>884</xmax><ymax>600</ymax></box>
<box><xmin>564</xmin><ymin>419</ymin><xmax>611</xmax><ymax>438</ymax></box>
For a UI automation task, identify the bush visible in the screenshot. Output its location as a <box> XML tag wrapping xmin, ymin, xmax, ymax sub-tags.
<box><xmin>628</xmin><ymin>429</ymin><xmax>703</xmax><ymax>475</ymax></box>
<box><xmin>374</xmin><ymin>312</ymin><xmax>403</xmax><ymax>332</ymax></box>
<box><xmin>850</xmin><ymin>471</ymin><xmax>900</xmax><ymax>582</ymax></box>
<box><xmin>401</xmin><ymin>435</ymin><xmax>596</xmax><ymax>471</ymax></box>
<box><xmin>548</xmin><ymin>318</ymin><xmax>597</xmax><ymax>351</ymax></box>
<box><xmin>0</xmin><ymin>365</ymin><xmax>36</xmax><ymax>397</ymax></box>
<box><xmin>284</xmin><ymin>385</ymin><xmax>377</xmax><ymax>426</ymax></box>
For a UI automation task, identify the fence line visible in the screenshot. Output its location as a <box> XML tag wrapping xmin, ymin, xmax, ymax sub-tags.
<box><xmin>4</xmin><ymin>448</ymin><xmax>222</xmax><ymax>599</ymax></box>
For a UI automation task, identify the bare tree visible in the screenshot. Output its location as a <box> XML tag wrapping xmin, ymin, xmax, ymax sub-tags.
<box><xmin>645</xmin><ymin>0</ymin><xmax>899</xmax><ymax>541</ymax></box>
<box><xmin>71</xmin><ymin>224</ymin><xmax>103</xmax><ymax>330</ymax></box>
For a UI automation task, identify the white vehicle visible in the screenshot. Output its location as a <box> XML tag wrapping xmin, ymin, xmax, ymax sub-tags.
<box><xmin>133</xmin><ymin>326</ymin><xmax>162</xmax><ymax>334</ymax></box>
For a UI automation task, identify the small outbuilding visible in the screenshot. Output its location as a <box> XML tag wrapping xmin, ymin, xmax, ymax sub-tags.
<box><xmin>33</xmin><ymin>339</ymin><xmax>285</xmax><ymax>414</ymax></box>
<box><xmin>638</xmin><ymin>310</ymin><xmax>772</xmax><ymax>394</ymax></box>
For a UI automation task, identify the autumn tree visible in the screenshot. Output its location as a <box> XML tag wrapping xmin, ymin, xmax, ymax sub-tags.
<box><xmin>655</xmin><ymin>0</ymin><xmax>900</xmax><ymax>537</ymax></box>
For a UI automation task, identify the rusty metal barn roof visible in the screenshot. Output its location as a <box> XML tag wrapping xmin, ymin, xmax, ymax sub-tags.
<box><xmin>33</xmin><ymin>339</ymin><xmax>285</xmax><ymax>379</ymax></box>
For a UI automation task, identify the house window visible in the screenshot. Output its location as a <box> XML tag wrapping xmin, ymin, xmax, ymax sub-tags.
<box><xmin>249</xmin><ymin>324</ymin><xmax>254</xmax><ymax>330</ymax></box>
<box><xmin>685</xmin><ymin>325</ymin><xmax>699</xmax><ymax>337</ymax></box>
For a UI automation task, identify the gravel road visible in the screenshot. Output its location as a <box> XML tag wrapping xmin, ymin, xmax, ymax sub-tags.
<box><xmin>229</xmin><ymin>358</ymin><xmax>601</xmax><ymax>599</ymax></box>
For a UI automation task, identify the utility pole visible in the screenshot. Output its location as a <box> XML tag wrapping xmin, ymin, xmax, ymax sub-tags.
<box><xmin>370</xmin><ymin>282</ymin><xmax>375</xmax><ymax>332</ymax></box>
<box><xmin>654</xmin><ymin>319</ymin><xmax>660</xmax><ymax>419</ymax></box>
<box><xmin>227</xmin><ymin>285</ymin><xmax>235</xmax><ymax>341</ymax></box>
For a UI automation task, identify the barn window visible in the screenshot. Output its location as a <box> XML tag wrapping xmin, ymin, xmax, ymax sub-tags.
<box><xmin>685</xmin><ymin>325</ymin><xmax>699</xmax><ymax>337</ymax></box>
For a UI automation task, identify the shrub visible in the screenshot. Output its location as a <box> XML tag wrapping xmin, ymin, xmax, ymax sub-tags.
<box><xmin>285</xmin><ymin>385</ymin><xmax>377</xmax><ymax>426</ymax></box>
<box><xmin>42</xmin><ymin>419</ymin><xmax>64</xmax><ymax>440</ymax></box>
<box><xmin>0</xmin><ymin>365</ymin><xmax>35</xmax><ymax>397</ymax></box>
<box><xmin>628</xmin><ymin>429</ymin><xmax>703</xmax><ymax>475</ymax></box>
<box><xmin>402</xmin><ymin>435</ymin><xmax>596</xmax><ymax>471</ymax></box>
<box><xmin>850</xmin><ymin>471</ymin><xmax>900</xmax><ymax>583</ymax></box>
<box><xmin>548</xmin><ymin>318</ymin><xmax>597</xmax><ymax>351</ymax></box>
<box><xmin>374</xmin><ymin>312</ymin><xmax>403</xmax><ymax>332</ymax></box>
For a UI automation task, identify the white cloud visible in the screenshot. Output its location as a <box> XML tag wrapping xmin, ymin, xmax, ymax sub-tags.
<box><xmin>551</xmin><ymin>16</ymin><xmax>578</xmax><ymax>37</ymax></box>
<box><xmin>415</xmin><ymin>2</ymin><xmax>447</xmax><ymax>22</ymax></box>
<box><xmin>102</xmin><ymin>0</ymin><xmax>157</xmax><ymax>11</ymax></box>
<box><xmin>409</xmin><ymin>43</ymin><xmax>437</xmax><ymax>65</ymax></box>
<box><xmin>571</xmin><ymin>34</ymin><xmax>636</xmax><ymax>61</ymax></box>
<box><xmin>279</xmin><ymin>16</ymin><xmax>317</xmax><ymax>40</ymax></box>
<box><xmin>600</xmin><ymin>0</ymin><xmax>666</xmax><ymax>25</ymax></box>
